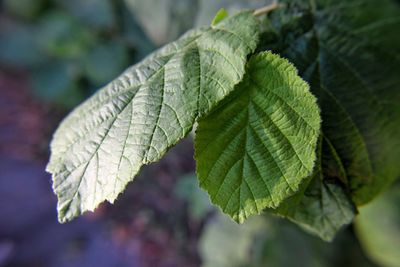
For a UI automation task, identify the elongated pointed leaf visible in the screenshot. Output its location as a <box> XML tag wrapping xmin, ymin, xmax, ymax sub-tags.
<box><xmin>47</xmin><ymin>11</ymin><xmax>259</xmax><ymax>222</ymax></box>
<box><xmin>195</xmin><ymin>52</ymin><xmax>320</xmax><ymax>223</ymax></box>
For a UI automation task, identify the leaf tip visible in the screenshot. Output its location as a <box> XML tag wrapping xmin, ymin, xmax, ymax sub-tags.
<box><xmin>211</xmin><ymin>8</ymin><xmax>229</xmax><ymax>26</ymax></box>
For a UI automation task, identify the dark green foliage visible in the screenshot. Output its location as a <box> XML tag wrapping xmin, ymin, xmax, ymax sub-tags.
<box><xmin>260</xmin><ymin>0</ymin><xmax>400</xmax><ymax>239</ymax></box>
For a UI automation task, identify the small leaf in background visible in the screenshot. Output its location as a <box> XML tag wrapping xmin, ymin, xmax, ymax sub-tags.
<box><xmin>195</xmin><ymin>0</ymin><xmax>268</xmax><ymax>27</ymax></box>
<box><xmin>355</xmin><ymin>184</ymin><xmax>400</xmax><ymax>267</ymax></box>
<box><xmin>174</xmin><ymin>174</ymin><xmax>214</xmax><ymax>220</ymax></box>
<box><xmin>84</xmin><ymin>41</ymin><xmax>130</xmax><ymax>87</ymax></box>
<box><xmin>47</xmin><ymin>11</ymin><xmax>260</xmax><ymax>223</ymax></box>
<box><xmin>30</xmin><ymin>61</ymin><xmax>84</xmax><ymax>108</ymax></box>
<box><xmin>211</xmin><ymin>8</ymin><xmax>229</xmax><ymax>26</ymax></box>
<box><xmin>53</xmin><ymin>0</ymin><xmax>115</xmax><ymax>29</ymax></box>
<box><xmin>195</xmin><ymin>52</ymin><xmax>320</xmax><ymax>223</ymax></box>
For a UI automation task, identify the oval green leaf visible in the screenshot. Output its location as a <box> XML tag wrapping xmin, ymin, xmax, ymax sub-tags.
<box><xmin>195</xmin><ymin>52</ymin><xmax>321</xmax><ymax>223</ymax></box>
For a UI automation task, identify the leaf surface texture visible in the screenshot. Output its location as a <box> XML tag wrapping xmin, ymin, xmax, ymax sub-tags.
<box><xmin>47</xmin><ymin>11</ymin><xmax>259</xmax><ymax>222</ymax></box>
<box><xmin>195</xmin><ymin>52</ymin><xmax>320</xmax><ymax>223</ymax></box>
<box><xmin>264</xmin><ymin>0</ymin><xmax>400</xmax><ymax>238</ymax></box>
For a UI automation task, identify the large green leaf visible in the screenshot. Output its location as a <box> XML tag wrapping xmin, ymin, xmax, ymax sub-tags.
<box><xmin>274</xmin><ymin>137</ymin><xmax>356</xmax><ymax>241</ymax></box>
<box><xmin>47</xmin><ymin>11</ymin><xmax>259</xmax><ymax>222</ymax></box>
<box><xmin>262</xmin><ymin>0</ymin><xmax>400</xmax><ymax>205</ymax></box>
<box><xmin>195</xmin><ymin>52</ymin><xmax>320</xmax><ymax>223</ymax></box>
<box><xmin>262</xmin><ymin>0</ymin><xmax>400</xmax><ymax>240</ymax></box>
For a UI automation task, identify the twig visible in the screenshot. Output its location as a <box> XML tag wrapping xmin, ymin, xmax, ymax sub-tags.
<box><xmin>253</xmin><ymin>1</ymin><xmax>280</xmax><ymax>16</ymax></box>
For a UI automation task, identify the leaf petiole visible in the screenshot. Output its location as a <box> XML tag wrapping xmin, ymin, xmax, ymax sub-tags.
<box><xmin>253</xmin><ymin>1</ymin><xmax>281</xmax><ymax>16</ymax></box>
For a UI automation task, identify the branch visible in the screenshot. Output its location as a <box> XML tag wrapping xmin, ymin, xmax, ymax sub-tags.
<box><xmin>253</xmin><ymin>1</ymin><xmax>280</xmax><ymax>16</ymax></box>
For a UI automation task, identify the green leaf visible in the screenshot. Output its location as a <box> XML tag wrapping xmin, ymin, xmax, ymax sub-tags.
<box><xmin>355</xmin><ymin>184</ymin><xmax>400</xmax><ymax>267</ymax></box>
<box><xmin>47</xmin><ymin>11</ymin><xmax>259</xmax><ymax>222</ymax></box>
<box><xmin>273</xmin><ymin>137</ymin><xmax>356</xmax><ymax>241</ymax></box>
<box><xmin>211</xmin><ymin>8</ymin><xmax>229</xmax><ymax>26</ymax></box>
<box><xmin>195</xmin><ymin>52</ymin><xmax>320</xmax><ymax>223</ymax></box>
<box><xmin>262</xmin><ymin>0</ymin><xmax>400</xmax><ymax>205</ymax></box>
<box><xmin>195</xmin><ymin>0</ymin><xmax>266</xmax><ymax>27</ymax></box>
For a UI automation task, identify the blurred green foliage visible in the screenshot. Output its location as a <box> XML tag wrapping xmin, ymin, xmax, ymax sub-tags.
<box><xmin>176</xmin><ymin>173</ymin><xmax>399</xmax><ymax>267</ymax></box>
<box><xmin>0</xmin><ymin>0</ymin><xmax>154</xmax><ymax>107</ymax></box>
<box><xmin>174</xmin><ymin>174</ymin><xmax>214</xmax><ymax>220</ymax></box>
<box><xmin>356</xmin><ymin>183</ymin><xmax>400</xmax><ymax>267</ymax></box>
<box><xmin>0</xmin><ymin>0</ymin><xmax>270</xmax><ymax>108</ymax></box>
<box><xmin>199</xmin><ymin>213</ymin><xmax>380</xmax><ymax>267</ymax></box>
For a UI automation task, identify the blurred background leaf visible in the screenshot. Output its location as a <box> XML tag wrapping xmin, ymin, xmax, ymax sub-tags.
<box><xmin>199</xmin><ymin>215</ymin><xmax>267</xmax><ymax>267</ymax></box>
<box><xmin>356</xmin><ymin>184</ymin><xmax>400</xmax><ymax>267</ymax></box>
<box><xmin>195</xmin><ymin>0</ymin><xmax>269</xmax><ymax>26</ymax></box>
<box><xmin>0</xmin><ymin>0</ymin><xmax>274</xmax><ymax>108</ymax></box>
<box><xmin>0</xmin><ymin>0</ymin><xmax>156</xmax><ymax>108</ymax></box>
<box><xmin>84</xmin><ymin>40</ymin><xmax>129</xmax><ymax>87</ymax></box>
<box><xmin>174</xmin><ymin>174</ymin><xmax>214</xmax><ymax>220</ymax></box>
